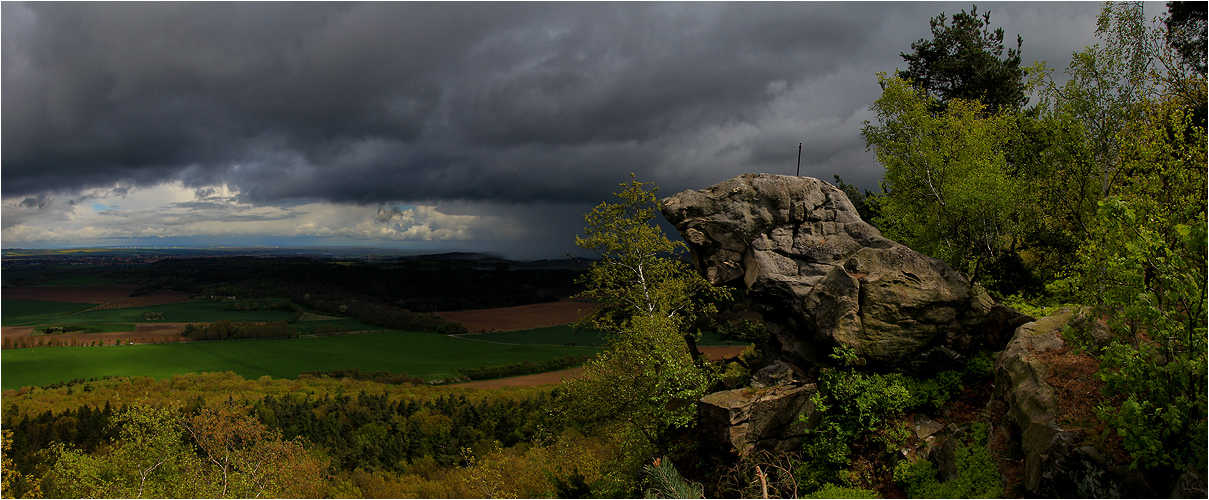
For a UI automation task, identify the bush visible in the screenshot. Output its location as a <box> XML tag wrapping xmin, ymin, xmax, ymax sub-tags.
<box><xmin>796</xmin><ymin>346</ymin><xmax>974</xmax><ymax>493</ymax></box>
<box><xmin>715</xmin><ymin>319</ymin><xmax>769</xmax><ymax>345</ymax></box>
<box><xmin>892</xmin><ymin>426</ymin><xmax>1001</xmax><ymax>498</ymax></box>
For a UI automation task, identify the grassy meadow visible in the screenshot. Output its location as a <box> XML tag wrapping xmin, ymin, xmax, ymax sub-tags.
<box><xmin>1</xmin><ymin>329</ymin><xmax>602</xmax><ymax>390</ymax></box>
<box><xmin>2</xmin><ymin>300</ymin><xmax>99</xmax><ymax>326</ymax></box>
<box><xmin>1</xmin><ymin>299</ymin><xmax>301</xmax><ymax>327</ymax></box>
<box><xmin>61</xmin><ymin>301</ymin><xmax>298</xmax><ymax>324</ymax></box>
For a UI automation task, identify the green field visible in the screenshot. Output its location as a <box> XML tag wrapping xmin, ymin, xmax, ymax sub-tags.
<box><xmin>467</xmin><ymin>325</ymin><xmax>736</xmax><ymax>347</ymax></box>
<box><xmin>0</xmin><ymin>330</ymin><xmax>602</xmax><ymax>390</ymax></box>
<box><xmin>55</xmin><ymin>301</ymin><xmax>297</xmax><ymax>324</ymax></box>
<box><xmin>2</xmin><ymin>300</ymin><xmax>99</xmax><ymax>326</ymax></box>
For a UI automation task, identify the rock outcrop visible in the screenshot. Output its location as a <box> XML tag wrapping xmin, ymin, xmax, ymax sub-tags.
<box><xmin>994</xmin><ymin>308</ymin><xmax>1147</xmax><ymax>498</ymax></box>
<box><xmin>698</xmin><ymin>384</ymin><xmax>818</xmax><ymax>455</ymax></box>
<box><xmin>662</xmin><ymin>173</ymin><xmax>1022</xmax><ymax>373</ymax></box>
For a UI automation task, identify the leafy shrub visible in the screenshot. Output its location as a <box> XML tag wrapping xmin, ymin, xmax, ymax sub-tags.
<box><xmin>796</xmin><ymin>346</ymin><xmax>977</xmax><ymax>494</ymax></box>
<box><xmin>961</xmin><ymin>351</ymin><xmax>995</xmax><ymax>381</ymax></box>
<box><xmin>716</xmin><ymin>319</ymin><xmax>769</xmax><ymax>345</ymax></box>
<box><xmin>904</xmin><ymin>370</ymin><xmax>962</xmax><ymax>411</ymax></box>
<box><xmin>892</xmin><ymin>427</ymin><xmax>1001</xmax><ymax>498</ymax></box>
<box><xmin>796</xmin><ymin>348</ymin><xmax>914</xmax><ymax>490</ymax></box>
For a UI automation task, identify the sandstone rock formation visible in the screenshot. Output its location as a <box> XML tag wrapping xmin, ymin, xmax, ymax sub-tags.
<box><xmin>698</xmin><ymin>384</ymin><xmax>818</xmax><ymax>455</ymax></box>
<box><xmin>662</xmin><ymin>173</ymin><xmax>1021</xmax><ymax>373</ymax></box>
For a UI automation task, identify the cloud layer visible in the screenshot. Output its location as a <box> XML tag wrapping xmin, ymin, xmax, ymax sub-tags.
<box><xmin>2</xmin><ymin>2</ymin><xmax>1104</xmax><ymax>258</ymax></box>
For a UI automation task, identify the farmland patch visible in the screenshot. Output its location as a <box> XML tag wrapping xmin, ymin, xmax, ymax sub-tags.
<box><xmin>1</xmin><ymin>285</ymin><xmax>139</xmax><ymax>303</ymax></box>
<box><xmin>96</xmin><ymin>290</ymin><xmax>192</xmax><ymax>308</ymax></box>
<box><xmin>435</xmin><ymin>299</ymin><xmax>598</xmax><ymax>332</ymax></box>
<box><xmin>2</xmin><ymin>300</ymin><xmax>99</xmax><ymax>326</ymax></box>
<box><xmin>0</xmin><ymin>329</ymin><xmax>602</xmax><ymax>390</ymax></box>
<box><xmin>65</xmin><ymin>301</ymin><xmax>297</xmax><ymax>324</ymax></box>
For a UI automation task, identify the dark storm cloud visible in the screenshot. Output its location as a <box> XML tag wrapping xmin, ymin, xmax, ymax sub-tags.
<box><xmin>3</xmin><ymin>2</ymin><xmax>1102</xmax><ymax>210</ymax></box>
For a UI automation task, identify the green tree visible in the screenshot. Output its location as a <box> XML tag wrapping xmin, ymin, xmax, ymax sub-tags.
<box><xmin>185</xmin><ymin>401</ymin><xmax>329</xmax><ymax>498</ymax></box>
<box><xmin>1160</xmin><ymin>2</ymin><xmax>1208</xmax><ymax>128</ymax></box>
<box><xmin>1069</xmin><ymin>102</ymin><xmax>1207</xmax><ymax>473</ymax></box>
<box><xmin>1044</xmin><ymin>2</ymin><xmax>1152</xmax><ymax>202</ymax></box>
<box><xmin>2</xmin><ymin>429</ymin><xmax>41</xmax><ymax>499</ymax></box>
<box><xmin>41</xmin><ymin>404</ymin><xmax>204</xmax><ymax>499</ymax></box>
<box><xmin>898</xmin><ymin>4</ymin><xmax>1028</xmax><ymax>113</ymax></box>
<box><xmin>862</xmin><ymin>74</ymin><xmax>1022</xmax><ymax>285</ymax></box>
<box><xmin>1164</xmin><ymin>1</ymin><xmax>1207</xmax><ymax>75</ymax></box>
<box><xmin>39</xmin><ymin>402</ymin><xmax>329</xmax><ymax>498</ymax></box>
<box><xmin>829</xmin><ymin>175</ymin><xmax>880</xmax><ymax>225</ymax></box>
<box><xmin>562</xmin><ymin>177</ymin><xmax>729</xmax><ymax>451</ymax></box>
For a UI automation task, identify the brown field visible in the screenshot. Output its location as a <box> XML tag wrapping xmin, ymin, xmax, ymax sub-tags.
<box><xmin>2</xmin><ymin>323</ymin><xmax>191</xmax><ymax>346</ymax></box>
<box><xmin>2</xmin><ymin>285</ymin><xmax>140</xmax><ymax>304</ymax></box>
<box><xmin>450</xmin><ymin>345</ymin><xmax>747</xmax><ymax>389</ymax></box>
<box><xmin>435</xmin><ymin>299</ymin><xmax>599</xmax><ymax>333</ymax></box>
<box><xmin>92</xmin><ymin>290</ymin><xmax>192</xmax><ymax>309</ymax></box>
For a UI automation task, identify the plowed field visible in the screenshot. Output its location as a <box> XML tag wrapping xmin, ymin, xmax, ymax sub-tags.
<box><xmin>92</xmin><ymin>290</ymin><xmax>192</xmax><ymax>308</ymax></box>
<box><xmin>2</xmin><ymin>285</ymin><xmax>139</xmax><ymax>304</ymax></box>
<box><xmin>435</xmin><ymin>299</ymin><xmax>598</xmax><ymax>332</ymax></box>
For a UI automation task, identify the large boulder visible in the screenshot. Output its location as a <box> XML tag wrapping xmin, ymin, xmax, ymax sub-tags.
<box><xmin>662</xmin><ymin>173</ymin><xmax>1014</xmax><ymax>373</ymax></box>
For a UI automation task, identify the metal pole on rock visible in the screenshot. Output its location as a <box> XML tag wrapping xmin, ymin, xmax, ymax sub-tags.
<box><xmin>797</xmin><ymin>143</ymin><xmax>802</xmax><ymax>176</ymax></box>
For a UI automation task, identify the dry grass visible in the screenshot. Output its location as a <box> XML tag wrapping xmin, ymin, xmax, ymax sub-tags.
<box><xmin>1033</xmin><ymin>344</ymin><xmax>1131</xmax><ymax>464</ymax></box>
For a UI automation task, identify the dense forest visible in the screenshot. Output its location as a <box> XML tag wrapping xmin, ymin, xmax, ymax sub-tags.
<box><xmin>2</xmin><ymin>2</ymin><xmax>1205</xmax><ymax>498</ymax></box>
<box><xmin>126</xmin><ymin>254</ymin><xmax>585</xmax><ymax>312</ymax></box>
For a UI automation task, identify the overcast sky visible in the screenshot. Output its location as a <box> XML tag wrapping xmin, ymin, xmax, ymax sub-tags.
<box><xmin>2</xmin><ymin>2</ymin><xmax>1119</xmax><ymax>259</ymax></box>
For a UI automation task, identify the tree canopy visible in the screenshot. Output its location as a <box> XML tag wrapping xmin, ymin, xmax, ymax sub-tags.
<box><xmin>898</xmin><ymin>4</ymin><xmax>1028</xmax><ymax>113</ymax></box>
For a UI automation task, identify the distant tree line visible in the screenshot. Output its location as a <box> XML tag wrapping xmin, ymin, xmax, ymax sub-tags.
<box><xmin>454</xmin><ymin>355</ymin><xmax>592</xmax><ymax>381</ymax></box>
<box><xmin>298</xmin><ymin>368</ymin><xmax>426</xmax><ymax>385</ymax></box>
<box><xmin>127</xmin><ymin>256</ymin><xmax>583</xmax><ymax>313</ymax></box>
<box><xmin>2</xmin><ymin>336</ymin><xmax>144</xmax><ymax>349</ymax></box>
<box><xmin>181</xmin><ymin>320</ymin><xmax>299</xmax><ymax>341</ymax></box>
<box><xmin>292</xmin><ymin>293</ymin><xmax>467</xmax><ymax>334</ymax></box>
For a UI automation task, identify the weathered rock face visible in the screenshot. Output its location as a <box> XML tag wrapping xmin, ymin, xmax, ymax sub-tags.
<box><xmin>698</xmin><ymin>384</ymin><xmax>818</xmax><ymax>456</ymax></box>
<box><xmin>994</xmin><ymin>308</ymin><xmax>1146</xmax><ymax>498</ymax></box>
<box><xmin>662</xmin><ymin>173</ymin><xmax>1006</xmax><ymax>373</ymax></box>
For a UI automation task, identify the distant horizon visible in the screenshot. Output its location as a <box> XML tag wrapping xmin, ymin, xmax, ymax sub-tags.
<box><xmin>0</xmin><ymin>243</ymin><xmax>588</xmax><ymax>262</ymax></box>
